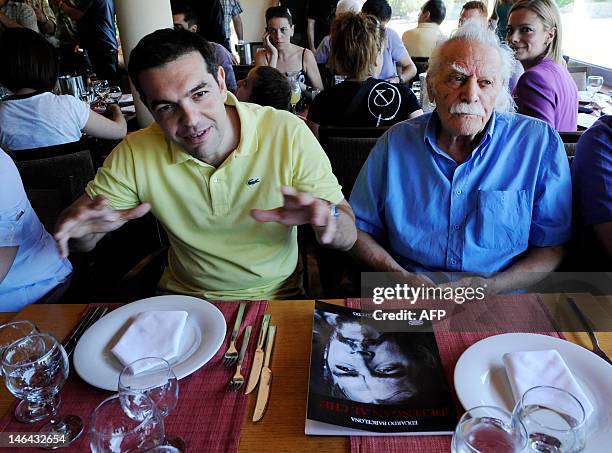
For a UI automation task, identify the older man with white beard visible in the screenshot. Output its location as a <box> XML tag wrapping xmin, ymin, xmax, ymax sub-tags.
<box><xmin>348</xmin><ymin>22</ymin><xmax>572</xmax><ymax>294</ymax></box>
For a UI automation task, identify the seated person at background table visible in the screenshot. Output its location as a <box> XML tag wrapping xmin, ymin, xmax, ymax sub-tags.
<box><xmin>171</xmin><ymin>1</ymin><xmax>237</xmax><ymax>93</ymax></box>
<box><xmin>571</xmin><ymin>115</ymin><xmax>612</xmax><ymax>268</ymax></box>
<box><xmin>315</xmin><ymin>0</ymin><xmax>361</xmax><ymax>65</ymax></box>
<box><xmin>507</xmin><ymin>0</ymin><xmax>577</xmax><ymax>132</ymax></box>
<box><xmin>459</xmin><ymin>1</ymin><xmax>523</xmax><ymax>92</ymax></box>
<box><xmin>349</xmin><ymin>23</ymin><xmax>572</xmax><ymax>293</ymax></box>
<box><xmin>361</xmin><ymin>0</ymin><xmax>417</xmax><ymax>84</ymax></box>
<box><xmin>55</xmin><ymin>28</ymin><xmax>357</xmax><ymax>300</ymax></box>
<box><xmin>236</xmin><ymin>66</ymin><xmax>291</xmax><ymax>111</ymax></box>
<box><xmin>401</xmin><ymin>0</ymin><xmax>447</xmax><ymax>59</ymax></box>
<box><xmin>0</xmin><ymin>29</ymin><xmax>126</xmax><ymax>152</ymax></box>
<box><xmin>0</xmin><ymin>0</ymin><xmax>39</xmax><ymax>32</ymax></box>
<box><xmin>254</xmin><ymin>6</ymin><xmax>323</xmax><ymax>93</ymax></box>
<box><xmin>307</xmin><ymin>12</ymin><xmax>422</xmax><ymax>136</ymax></box>
<box><xmin>0</xmin><ymin>148</ymin><xmax>72</xmax><ymax>311</ymax></box>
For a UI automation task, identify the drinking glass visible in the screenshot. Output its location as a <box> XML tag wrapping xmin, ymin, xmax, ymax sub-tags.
<box><xmin>287</xmin><ymin>71</ymin><xmax>302</xmax><ymax>114</ymax></box>
<box><xmin>108</xmin><ymin>86</ymin><xmax>123</xmax><ymax>104</ymax></box>
<box><xmin>452</xmin><ymin>406</ymin><xmax>527</xmax><ymax>453</ymax></box>
<box><xmin>586</xmin><ymin>76</ymin><xmax>603</xmax><ymax>100</ymax></box>
<box><xmin>513</xmin><ymin>386</ymin><xmax>586</xmax><ymax>453</ymax></box>
<box><xmin>145</xmin><ymin>446</ymin><xmax>181</xmax><ymax>452</ymax></box>
<box><xmin>1</xmin><ymin>333</ymin><xmax>83</xmax><ymax>445</ymax></box>
<box><xmin>92</xmin><ymin>79</ymin><xmax>110</xmax><ymax>101</ymax></box>
<box><xmin>89</xmin><ymin>391</ymin><xmax>165</xmax><ymax>453</ymax></box>
<box><xmin>118</xmin><ymin>358</ymin><xmax>179</xmax><ymax>418</ymax></box>
<box><xmin>0</xmin><ymin>321</ymin><xmax>38</xmax><ymax>376</ymax></box>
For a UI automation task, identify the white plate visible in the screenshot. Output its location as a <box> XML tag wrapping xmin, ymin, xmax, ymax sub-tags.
<box><xmin>74</xmin><ymin>295</ymin><xmax>226</xmax><ymax>391</ymax></box>
<box><xmin>454</xmin><ymin>333</ymin><xmax>612</xmax><ymax>452</ymax></box>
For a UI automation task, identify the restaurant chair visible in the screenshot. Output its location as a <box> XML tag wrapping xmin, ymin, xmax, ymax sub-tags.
<box><xmin>410</xmin><ymin>56</ymin><xmax>429</xmax><ymax>87</ymax></box>
<box><xmin>314</xmin><ymin>126</ymin><xmax>387</xmax><ymax>296</ymax></box>
<box><xmin>232</xmin><ymin>64</ymin><xmax>254</xmax><ymax>82</ymax></box>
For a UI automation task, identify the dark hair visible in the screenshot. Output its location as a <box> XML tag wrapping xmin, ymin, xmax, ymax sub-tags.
<box><xmin>461</xmin><ymin>0</ymin><xmax>488</xmax><ymax>16</ymax></box>
<box><xmin>361</xmin><ymin>0</ymin><xmax>392</xmax><ymax>23</ymax></box>
<box><xmin>249</xmin><ymin>66</ymin><xmax>291</xmax><ymax>111</ymax></box>
<box><xmin>422</xmin><ymin>0</ymin><xmax>446</xmax><ymax>24</ymax></box>
<box><xmin>128</xmin><ymin>28</ymin><xmax>219</xmax><ymax>104</ymax></box>
<box><xmin>265</xmin><ymin>6</ymin><xmax>293</xmax><ymax>26</ymax></box>
<box><xmin>170</xmin><ymin>1</ymin><xmax>198</xmax><ymax>27</ymax></box>
<box><xmin>0</xmin><ymin>28</ymin><xmax>59</xmax><ymax>92</ymax></box>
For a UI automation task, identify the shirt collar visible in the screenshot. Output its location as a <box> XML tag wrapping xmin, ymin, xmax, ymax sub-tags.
<box><xmin>169</xmin><ymin>92</ymin><xmax>259</xmax><ymax>166</ymax></box>
<box><xmin>418</xmin><ymin>22</ymin><xmax>441</xmax><ymax>30</ymax></box>
<box><xmin>424</xmin><ymin>110</ymin><xmax>497</xmax><ymax>160</ymax></box>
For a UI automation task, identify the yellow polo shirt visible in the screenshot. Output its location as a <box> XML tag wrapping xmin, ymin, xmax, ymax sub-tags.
<box><xmin>86</xmin><ymin>94</ymin><xmax>343</xmax><ymax>299</ymax></box>
<box><xmin>401</xmin><ymin>23</ymin><xmax>447</xmax><ymax>58</ymax></box>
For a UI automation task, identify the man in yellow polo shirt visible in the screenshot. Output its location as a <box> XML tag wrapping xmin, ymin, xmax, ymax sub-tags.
<box><xmin>55</xmin><ymin>28</ymin><xmax>357</xmax><ymax>299</ymax></box>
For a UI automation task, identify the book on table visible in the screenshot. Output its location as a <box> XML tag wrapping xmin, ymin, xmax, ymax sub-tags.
<box><xmin>305</xmin><ymin>301</ymin><xmax>457</xmax><ymax>436</ymax></box>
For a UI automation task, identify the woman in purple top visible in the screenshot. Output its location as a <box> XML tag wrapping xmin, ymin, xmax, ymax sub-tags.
<box><xmin>507</xmin><ymin>0</ymin><xmax>577</xmax><ymax>132</ymax></box>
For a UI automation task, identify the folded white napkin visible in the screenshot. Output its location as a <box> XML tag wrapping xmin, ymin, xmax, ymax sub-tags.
<box><xmin>111</xmin><ymin>310</ymin><xmax>188</xmax><ymax>374</ymax></box>
<box><xmin>503</xmin><ymin>349</ymin><xmax>594</xmax><ymax>419</ymax></box>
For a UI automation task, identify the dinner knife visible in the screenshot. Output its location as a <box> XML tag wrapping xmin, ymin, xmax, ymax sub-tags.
<box><xmin>245</xmin><ymin>314</ymin><xmax>271</xmax><ymax>394</ymax></box>
<box><xmin>252</xmin><ymin>325</ymin><xmax>276</xmax><ymax>422</ymax></box>
<box><xmin>64</xmin><ymin>307</ymin><xmax>109</xmax><ymax>357</ymax></box>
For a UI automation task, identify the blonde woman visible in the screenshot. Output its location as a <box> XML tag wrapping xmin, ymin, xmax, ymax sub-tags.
<box><xmin>254</xmin><ymin>6</ymin><xmax>323</xmax><ymax>92</ymax></box>
<box><xmin>507</xmin><ymin>0</ymin><xmax>577</xmax><ymax>131</ymax></box>
<box><xmin>307</xmin><ymin>12</ymin><xmax>422</xmax><ymax>136</ymax></box>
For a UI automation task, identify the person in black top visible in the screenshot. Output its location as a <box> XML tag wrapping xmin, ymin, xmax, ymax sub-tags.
<box><xmin>182</xmin><ymin>0</ymin><xmax>229</xmax><ymax>51</ymax></box>
<box><xmin>307</xmin><ymin>12</ymin><xmax>422</xmax><ymax>136</ymax></box>
<box><xmin>274</xmin><ymin>0</ymin><xmax>309</xmax><ymax>48</ymax></box>
<box><xmin>307</xmin><ymin>0</ymin><xmax>338</xmax><ymax>54</ymax></box>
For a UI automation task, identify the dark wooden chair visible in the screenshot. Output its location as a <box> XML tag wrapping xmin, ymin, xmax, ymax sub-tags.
<box><xmin>233</xmin><ymin>64</ymin><xmax>254</xmax><ymax>82</ymax></box>
<box><xmin>409</xmin><ymin>56</ymin><xmax>429</xmax><ymax>87</ymax></box>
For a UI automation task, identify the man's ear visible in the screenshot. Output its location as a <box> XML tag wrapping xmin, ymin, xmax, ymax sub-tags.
<box><xmin>191</xmin><ymin>24</ymin><xmax>198</xmax><ymax>33</ymax></box>
<box><xmin>422</xmin><ymin>11</ymin><xmax>431</xmax><ymax>22</ymax></box>
<box><xmin>217</xmin><ymin>65</ymin><xmax>227</xmax><ymax>100</ymax></box>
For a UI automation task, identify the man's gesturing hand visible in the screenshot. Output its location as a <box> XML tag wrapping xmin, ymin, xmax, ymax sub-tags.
<box><xmin>250</xmin><ymin>186</ymin><xmax>338</xmax><ymax>244</ymax></box>
<box><xmin>54</xmin><ymin>195</ymin><xmax>151</xmax><ymax>257</ymax></box>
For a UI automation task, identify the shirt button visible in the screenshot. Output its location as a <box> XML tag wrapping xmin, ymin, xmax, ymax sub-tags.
<box><xmin>450</xmin><ymin>259</ymin><xmax>457</xmax><ymax>265</ymax></box>
<box><xmin>455</xmin><ymin>189</ymin><xmax>462</xmax><ymax>196</ymax></box>
<box><xmin>212</xmin><ymin>178</ymin><xmax>218</xmax><ymax>183</ymax></box>
<box><xmin>453</xmin><ymin>224</ymin><xmax>460</xmax><ymax>230</ymax></box>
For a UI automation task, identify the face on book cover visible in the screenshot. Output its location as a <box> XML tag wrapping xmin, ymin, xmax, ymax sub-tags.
<box><xmin>326</xmin><ymin>320</ymin><xmax>427</xmax><ymax>405</ymax></box>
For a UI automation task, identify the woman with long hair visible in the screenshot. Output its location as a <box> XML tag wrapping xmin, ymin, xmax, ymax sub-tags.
<box><xmin>507</xmin><ymin>0</ymin><xmax>577</xmax><ymax>131</ymax></box>
<box><xmin>254</xmin><ymin>6</ymin><xmax>323</xmax><ymax>92</ymax></box>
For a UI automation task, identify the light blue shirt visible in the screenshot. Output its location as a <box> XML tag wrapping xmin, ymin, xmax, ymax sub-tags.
<box><xmin>350</xmin><ymin>111</ymin><xmax>572</xmax><ymax>273</ymax></box>
<box><xmin>379</xmin><ymin>28</ymin><xmax>410</xmax><ymax>81</ymax></box>
<box><xmin>0</xmin><ymin>149</ymin><xmax>72</xmax><ymax>311</ymax></box>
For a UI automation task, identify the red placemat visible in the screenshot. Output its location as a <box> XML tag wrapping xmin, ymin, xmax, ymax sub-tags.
<box><xmin>0</xmin><ymin>300</ymin><xmax>268</xmax><ymax>453</ymax></box>
<box><xmin>347</xmin><ymin>296</ymin><xmax>565</xmax><ymax>453</ymax></box>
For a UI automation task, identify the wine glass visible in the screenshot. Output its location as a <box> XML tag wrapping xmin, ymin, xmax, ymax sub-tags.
<box><xmin>89</xmin><ymin>391</ymin><xmax>165</xmax><ymax>453</ymax></box>
<box><xmin>108</xmin><ymin>85</ymin><xmax>123</xmax><ymax>104</ymax></box>
<box><xmin>0</xmin><ymin>321</ymin><xmax>38</xmax><ymax>376</ymax></box>
<box><xmin>452</xmin><ymin>406</ymin><xmax>527</xmax><ymax>453</ymax></box>
<box><xmin>586</xmin><ymin>76</ymin><xmax>603</xmax><ymax>100</ymax></box>
<box><xmin>118</xmin><ymin>358</ymin><xmax>178</xmax><ymax>418</ymax></box>
<box><xmin>118</xmin><ymin>358</ymin><xmax>183</xmax><ymax>450</ymax></box>
<box><xmin>1</xmin><ymin>333</ymin><xmax>83</xmax><ymax>446</ymax></box>
<box><xmin>92</xmin><ymin>79</ymin><xmax>110</xmax><ymax>101</ymax></box>
<box><xmin>512</xmin><ymin>386</ymin><xmax>586</xmax><ymax>452</ymax></box>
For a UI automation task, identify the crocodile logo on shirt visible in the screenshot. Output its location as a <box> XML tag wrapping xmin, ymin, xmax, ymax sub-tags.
<box><xmin>247</xmin><ymin>177</ymin><xmax>261</xmax><ymax>186</ymax></box>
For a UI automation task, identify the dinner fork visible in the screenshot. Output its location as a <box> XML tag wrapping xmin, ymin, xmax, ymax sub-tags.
<box><xmin>222</xmin><ymin>303</ymin><xmax>246</xmax><ymax>366</ymax></box>
<box><xmin>229</xmin><ymin>325</ymin><xmax>252</xmax><ymax>391</ymax></box>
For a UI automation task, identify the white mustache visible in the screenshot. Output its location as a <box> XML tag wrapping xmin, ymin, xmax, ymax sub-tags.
<box><xmin>450</xmin><ymin>103</ymin><xmax>485</xmax><ymax>116</ymax></box>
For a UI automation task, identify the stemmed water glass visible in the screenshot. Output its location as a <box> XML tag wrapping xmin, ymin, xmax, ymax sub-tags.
<box><xmin>92</xmin><ymin>79</ymin><xmax>110</xmax><ymax>102</ymax></box>
<box><xmin>452</xmin><ymin>406</ymin><xmax>527</xmax><ymax>453</ymax></box>
<box><xmin>1</xmin><ymin>333</ymin><xmax>83</xmax><ymax>446</ymax></box>
<box><xmin>107</xmin><ymin>85</ymin><xmax>123</xmax><ymax>104</ymax></box>
<box><xmin>586</xmin><ymin>76</ymin><xmax>603</xmax><ymax>100</ymax></box>
<box><xmin>0</xmin><ymin>321</ymin><xmax>38</xmax><ymax>375</ymax></box>
<box><xmin>89</xmin><ymin>391</ymin><xmax>165</xmax><ymax>453</ymax></box>
<box><xmin>118</xmin><ymin>358</ymin><xmax>183</xmax><ymax>450</ymax></box>
<box><xmin>512</xmin><ymin>386</ymin><xmax>586</xmax><ymax>452</ymax></box>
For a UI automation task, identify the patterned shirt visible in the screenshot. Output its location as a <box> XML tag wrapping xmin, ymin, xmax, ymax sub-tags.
<box><xmin>24</xmin><ymin>0</ymin><xmax>56</xmax><ymax>32</ymax></box>
<box><xmin>220</xmin><ymin>0</ymin><xmax>242</xmax><ymax>41</ymax></box>
<box><xmin>0</xmin><ymin>1</ymin><xmax>39</xmax><ymax>32</ymax></box>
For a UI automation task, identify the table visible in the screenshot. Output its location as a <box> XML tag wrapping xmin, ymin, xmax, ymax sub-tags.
<box><xmin>1</xmin><ymin>298</ymin><xmax>611</xmax><ymax>452</ymax></box>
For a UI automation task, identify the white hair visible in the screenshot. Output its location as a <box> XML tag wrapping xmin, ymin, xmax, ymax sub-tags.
<box><xmin>427</xmin><ymin>20</ymin><xmax>517</xmax><ymax>112</ymax></box>
<box><xmin>336</xmin><ymin>0</ymin><xmax>361</xmax><ymax>16</ymax></box>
